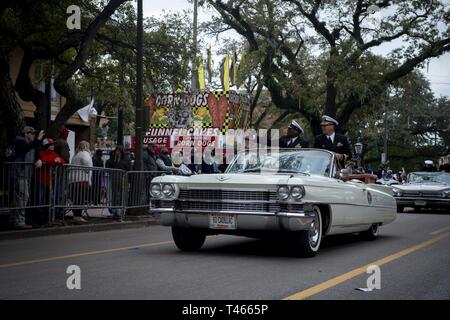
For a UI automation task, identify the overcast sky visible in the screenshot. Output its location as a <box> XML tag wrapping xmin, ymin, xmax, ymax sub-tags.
<box><xmin>140</xmin><ymin>0</ymin><xmax>450</xmax><ymax>98</ymax></box>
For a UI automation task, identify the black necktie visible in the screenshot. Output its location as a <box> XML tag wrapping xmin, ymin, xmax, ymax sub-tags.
<box><xmin>328</xmin><ymin>136</ymin><xmax>332</xmax><ymax>144</ymax></box>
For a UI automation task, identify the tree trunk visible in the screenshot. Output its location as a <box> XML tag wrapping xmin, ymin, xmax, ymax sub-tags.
<box><xmin>0</xmin><ymin>49</ymin><xmax>25</xmax><ymax>138</ymax></box>
<box><xmin>324</xmin><ymin>48</ymin><xmax>338</xmax><ymax>118</ymax></box>
<box><xmin>14</xmin><ymin>50</ymin><xmax>51</xmax><ymax>133</ymax></box>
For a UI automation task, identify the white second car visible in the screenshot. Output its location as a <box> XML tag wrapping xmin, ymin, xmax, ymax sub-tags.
<box><xmin>150</xmin><ymin>149</ymin><xmax>397</xmax><ymax>257</ymax></box>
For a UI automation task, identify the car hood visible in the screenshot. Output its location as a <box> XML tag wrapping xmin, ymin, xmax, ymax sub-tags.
<box><xmin>394</xmin><ymin>184</ymin><xmax>450</xmax><ymax>191</ymax></box>
<box><xmin>152</xmin><ymin>173</ymin><xmax>333</xmax><ymax>191</ymax></box>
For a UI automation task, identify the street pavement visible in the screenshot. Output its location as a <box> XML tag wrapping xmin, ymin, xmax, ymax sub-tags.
<box><xmin>0</xmin><ymin>210</ymin><xmax>449</xmax><ymax>300</ymax></box>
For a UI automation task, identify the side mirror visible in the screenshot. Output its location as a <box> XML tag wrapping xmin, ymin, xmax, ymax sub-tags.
<box><xmin>340</xmin><ymin>168</ymin><xmax>351</xmax><ymax>181</ymax></box>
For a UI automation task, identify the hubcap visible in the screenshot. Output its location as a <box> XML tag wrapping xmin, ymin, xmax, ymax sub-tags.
<box><xmin>372</xmin><ymin>224</ymin><xmax>379</xmax><ymax>235</ymax></box>
<box><xmin>309</xmin><ymin>213</ymin><xmax>320</xmax><ymax>248</ymax></box>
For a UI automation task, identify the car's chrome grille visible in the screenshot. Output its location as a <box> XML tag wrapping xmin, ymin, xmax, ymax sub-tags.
<box><xmin>177</xmin><ymin>189</ymin><xmax>279</xmax><ymax>212</ymax></box>
<box><xmin>179</xmin><ymin>189</ymin><xmax>277</xmax><ymax>201</ymax></box>
<box><xmin>177</xmin><ymin>201</ymin><xmax>280</xmax><ymax>212</ymax></box>
<box><xmin>401</xmin><ymin>191</ymin><xmax>443</xmax><ymax>198</ymax></box>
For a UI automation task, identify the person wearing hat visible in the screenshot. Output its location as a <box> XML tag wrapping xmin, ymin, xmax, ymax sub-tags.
<box><xmin>9</xmin><ymin>126</ymin><xmax>45</xmax><ymax>229</ymax></box>
<box><xmin>156</xmin><ymin>148</ymin><xmax>179</xmax><ymax>174</ymax></box>
<box><xmin>279</xmin><ymin>120</ymin><xmax>309</xmax><ymax>149</ymax></box>
<box><xmin>34</xmin><ymin>138</ymin><xmax>65</xmax><ymax>224</ymax></box>
<box><xmin>422</xmin><ymin>160</ymin><xmax>437</xmax><ymax>172</ymax></box>
<box><xmin>314</xmin><ymin>115</ymin><xmax>351</xmax><ymax>167</ymax></box>
<box><xmin>143</xmin><ymin>143</ymin><xmax>158</xmax><ymax>173</ymax></box>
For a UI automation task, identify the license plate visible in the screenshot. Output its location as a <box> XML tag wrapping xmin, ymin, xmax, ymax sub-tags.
<box><xmin>209</xmin><ymin>214</ymin><xmax>236</xmax><ymax>230</ymax></box>
<box><xmin>415</xmin><ymin>201</ymin><xmax>426</xmax><ymax>206</ymax></box>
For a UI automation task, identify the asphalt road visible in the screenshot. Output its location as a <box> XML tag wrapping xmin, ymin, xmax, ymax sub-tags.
<box><xmin>0</xmin><ymin>210</ymin><xmax>449</xmax><ymax>300</ymax></box>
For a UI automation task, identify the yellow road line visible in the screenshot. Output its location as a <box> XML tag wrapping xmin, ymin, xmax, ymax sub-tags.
<box><xmin>283</xmin><ymin>231</ymin><xmax>450</xmax><ymax>300</ymax></box>
<box><xmin>430</xmin><ymin>225</ymin><xmax>450</xmax><ymax>236</ymax></box>
<box><xmin>0</xmin><ymin>240</ymin><xmax>173</xmax><ymax>269</ymax></box>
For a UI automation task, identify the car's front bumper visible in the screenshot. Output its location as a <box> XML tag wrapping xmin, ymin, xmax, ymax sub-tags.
<box><xmin>150</xmin><ymin>207</ymin><xmax>316</xmax><ymax>232</ymax></box>
<box><xmin>395</xmin><ymin>197</ymin><xmax>450</xmax><ymax>208</ymax></box>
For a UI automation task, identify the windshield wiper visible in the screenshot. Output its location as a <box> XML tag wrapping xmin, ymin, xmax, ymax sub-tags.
<box><xmin>277</xmin><ymin>169</ymin><xmax>311</xmax><ymax>176</ymax></box>
<box><xmin>241</xmin><ymin>168</ymin><xmax>261</xmax><ymax>173</ymax></box>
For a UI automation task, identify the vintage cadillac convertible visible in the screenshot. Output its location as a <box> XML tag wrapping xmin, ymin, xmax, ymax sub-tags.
<box><xmin>150</xmin><ymin>149</ymin><xmax>397</xmax><ymax>257</ymax></box>
<box><xmin>392</xmin><ymin>172</ymin><xmax>450</xmax><ymax>212</ymax></box>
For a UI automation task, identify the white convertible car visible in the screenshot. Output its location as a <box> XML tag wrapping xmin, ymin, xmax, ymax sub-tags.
<box><xmin>150</xmin><ymin>149</ymin><xmax>397</xmax><ymax>257</ymax></box>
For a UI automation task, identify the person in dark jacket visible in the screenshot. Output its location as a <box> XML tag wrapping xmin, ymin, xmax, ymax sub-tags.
<box><xmin>91</xmin><ymin>149</ymin><xmax>104</xmax><ymax>205</ymax></box>
<box><xmin>143</xmin><ymin>143</ymin><xmax>158</xmax><ymax>172</ymax></box>
<box><xmin>422</xmin><ymin>160</ymin><xmax>437</xmax><ymax>172</ymax></box>
<box><xmin>9</xmin><ymin>127</ymin><xmax>45</xmax><ymax>229</ymax></box>
<box><xmin>314</xmin><ymin>115</ymin><xmax>351</xmax><ymax>168</ymax></box>
<box><xmin>105</xmin><ymin>146</ymin><xmax>130</xmax><ymax>220</ymax></box>
<box><xmin>279</xmin><ymin>120</ymin><xmax>309</xmax><ymax>149</ymax></box>
<box><xmin>143</xmin><ymin>143</ymin><xmax>158</xmax><ymax>204</ymax></box>
<box><xmin>55</xmin><ymin>126</ymin><xmax>70</xmax><ymax>164</ymax></box>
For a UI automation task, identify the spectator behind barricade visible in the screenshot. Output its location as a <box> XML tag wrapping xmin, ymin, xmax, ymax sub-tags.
<box><xmin>92</xmin><ymin>149</ymin><xmax>105</xmax><ymax>205</ymax></box>
<box><xmin>92</xmin><ymin>149</ymin><xmax>104</xmax><ymax>168</ymax></box>
<box><xmin>55</xmin><ymin>126</ymin><xmax>70</xmax><ymax>164</ymax></box>
<box><xmin>68</xmin><ymin>141</ymin><xmax>93</xmax><ymax>223</ymax></box>
<box><xmin>105</xmin><ymin>146</ymin><xmax>130</xmax><ymax>221</ymax></box>
<box><xmin>35</xmin><ymin>138</ymin><xmax>65</xmax><ymax>225</ymax></box>
<box><xmin>143</xmin><ymin>143</ymin><xmax>158</xmax><ymax>204</ymax></box>
<box><xmin>143</xmin><ymin>143</ymin><xmax>158</xmax><ymax>173</ymax></box>
<box><xmin>156</xmin><ymin>148</ymin><xmax>178</xmax><ymax>174</ymax></box>
<box><xmin>8</xmin><ymin>127</ymin><xmax>44</xmax><ymax>229</ymax></box>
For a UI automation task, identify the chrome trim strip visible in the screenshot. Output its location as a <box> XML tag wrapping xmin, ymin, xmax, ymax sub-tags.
<box><xmin>395</xmin><ymin>197</ymin><xmax>450</xmax><ymax>202</ymax></box>
<box><xmin>150</xmin><ymin>208</ymin><xmax>314</xmax><ymax>217</ymax></box>
<box><xmin>276</xmin><ymin>212</ymin><xmax>314</xmax><ymax>218</ymax></box>
<box><xmin>177</xmin><ymin>199</ymin><xmax>278</xmax><ymax>204</ymax></box>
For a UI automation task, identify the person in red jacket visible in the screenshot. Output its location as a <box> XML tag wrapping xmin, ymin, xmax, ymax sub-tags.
<box><xmin>34</xmin><ymin>138</ymin><xmax>65</xmax><ymax>224</ymax></box>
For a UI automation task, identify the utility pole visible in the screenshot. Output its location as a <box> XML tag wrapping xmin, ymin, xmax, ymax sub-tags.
<box><xmin>383</xmin><ymin>99</ymin><xmax>388</xmax><ymax>165</ymax></box>
<box><xmin>190</xmin><ymin>0</ymin><xmax>198</xmax><ymax>92</ymax></box>
<box><xmin>117</xmin><ymin>106</ymin><xmax>123</xmax><ymax>146</ymax></box>
<box><xmin>134</xmin><ymin>0</ymin><xmax>144</xmax><ymax>170</ymax></box>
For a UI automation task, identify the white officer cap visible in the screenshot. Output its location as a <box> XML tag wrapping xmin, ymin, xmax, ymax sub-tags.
<box><xmin>288</xmin><ymin>120</ymin><xmax>304</xmax><ymax>134</ymax></box>
<box><xmin>424</xmin><ymin>160</ymin><xmax>433</xmax><ymax>165</ymax></box>
<box><xmin>321</xmin><ymin>115</ymin><xmax>339</xmax><ymax>126</ymax></box>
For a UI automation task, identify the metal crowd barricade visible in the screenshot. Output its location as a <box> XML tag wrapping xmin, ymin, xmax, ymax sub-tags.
<box><xmin>124</xmin><ymin>170</ymin><xmax>164</xmax><ymax>213</ymax></box>
<box><xmin>0</xmin><ymin>162</ymin><xmax>54</xmax><ymax>223</ymax></box>
<box><xmin>52</xmin><ymin>164</ymin><xmax>127</xmax><ymax>221</ymax></box>
<box><xmin>1</xmin><ymin>161</ymin><xmax>177</xmax><ymax>224</ymax></box>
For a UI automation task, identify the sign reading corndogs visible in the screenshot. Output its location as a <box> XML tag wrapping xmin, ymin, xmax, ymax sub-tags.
<box><xmin>144</xmin><ymin>90</ymin><xmax>252</xmax><ymax>151</ymax></box>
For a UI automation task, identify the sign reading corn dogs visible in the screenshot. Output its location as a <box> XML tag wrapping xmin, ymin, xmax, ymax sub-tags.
<box><xmin>144</xmin><ymin>90</ymin><xmax>251</xmax><ymax>151</ymax></box>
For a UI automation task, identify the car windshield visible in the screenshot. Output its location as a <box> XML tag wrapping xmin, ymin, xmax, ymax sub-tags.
<box><xmin>226</xmin><ymin>149</ymin><xmax>333</xmax><ymax>177</ymax></box>
<box><xmin>407</xmin><ymin>172</ymin><xmax>450</xmax><ymax>185</ymax></box>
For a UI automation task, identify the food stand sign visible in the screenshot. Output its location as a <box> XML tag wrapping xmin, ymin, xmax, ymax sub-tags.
<box><xmin>143</xmin><ymin>90</ymin><xmax>252</xmax><ymax>153</ymax></box>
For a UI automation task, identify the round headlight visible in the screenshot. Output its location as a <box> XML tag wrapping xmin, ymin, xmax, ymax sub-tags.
<box><xmin>150</xmin><ymin>184</ymin><xmax>162</xmax><ymax>198</ymax></box>
<box><xmin>291</xmin><ymin>186</ymin><xmax>305</xmax><ymax>200</ymax></box>
<box><xmin>442</xmin><ymin>190</ymin><xmax>450</xmax><ymax>198</ymax></box>
<box><xmin>162</xmin><ymin>184</ymin><xmax>175</xmax><ymax>197</ymax></box>
<box><xmin>278</xmin><ymin>186</ymin><xmax>290</xmax><ymax>200</ymax></box>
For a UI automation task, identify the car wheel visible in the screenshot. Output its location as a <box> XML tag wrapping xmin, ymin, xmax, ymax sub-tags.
<box><xmin>360</xmin><ymin>224</ymin><xmax>379</xmax><ymax>241</ymax></box>
<box><xmin>290</xmin><ymin>206</ymin><xmax>322</xmax><ymax>257</ymax></box>
<box><xmin>397</xmin><ymin>205</ymin><xmax>405</xmax><ymax>213</ymax></box>
<box><xmin>171</xmin><ymin>227</ymin><xmax>206</xmax><ymax>251</ymax></box>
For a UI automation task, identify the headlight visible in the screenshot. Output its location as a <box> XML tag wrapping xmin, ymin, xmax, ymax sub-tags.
<box><xmin>290</xmin><ymin>186</ymin><xmax>305</xmax><ymax>200</ymax></box>
<box><xmin>392</xmin><ymin>188</ymin><xmax>402</xmax><ymax>197</ymax></box>
<box><xmin>162</xmin><ymin>184</ymin><xmax>175</xmax><ymax>197</ymax></box>
<box><xmin>150</xmin><ymin>184</ymin><xmax>162</xmax><ymax>198</ymax></box>
<box><xmin>442</xmin><ymin>190</ymin><xmax>450</xmax><ymax>198</ymax></box>
<box><xmin>277</xmin><ymin>186</ymin><xmax>290</xmax><ymax>200</ymax></box>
